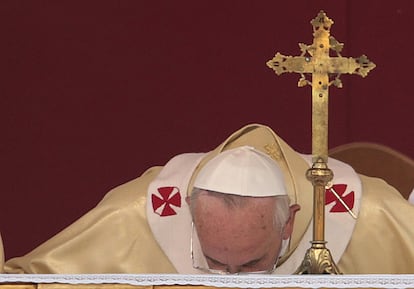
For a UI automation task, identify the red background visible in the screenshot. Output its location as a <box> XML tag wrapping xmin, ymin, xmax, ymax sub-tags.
<box><xmin>1</xmin><ymin>1</ymin><xmax>413</xmax><ymax>260</ymax></box>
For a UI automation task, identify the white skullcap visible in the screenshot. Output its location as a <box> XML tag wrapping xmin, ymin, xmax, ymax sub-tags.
<box><xmin>194</xmin><ymin>146</ymin><xmax>287</xmax><ymax>197</ymax></box>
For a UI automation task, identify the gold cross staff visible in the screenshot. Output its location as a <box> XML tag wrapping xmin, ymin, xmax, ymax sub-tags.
<box><xmin>267</xmin><ymin>11</ymin><xmax>375</xmax><ymax>274</ymax></box>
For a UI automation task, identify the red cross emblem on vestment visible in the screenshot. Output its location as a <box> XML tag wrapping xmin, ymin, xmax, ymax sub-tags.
<box><xmin>152</xmin><ymin>186</ymin><xmax>182</xmax><ymax>217</ymax></box>
<box><xmin>325</xmin><ymin>184</ymin><xmax>355</xmax><ymax>213</ymax></box>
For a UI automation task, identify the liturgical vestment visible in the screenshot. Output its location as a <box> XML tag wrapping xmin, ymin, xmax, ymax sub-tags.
<box><xmin>4</xmin><ymin>124</ymin><xmax>414</xmax><ymax>274</ymax></box>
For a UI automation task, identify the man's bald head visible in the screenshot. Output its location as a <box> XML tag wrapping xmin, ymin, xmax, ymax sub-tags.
<box><xmin>188</xmin><ymin>189</ymin><xmax>298</xmax><ymax>274</ymax></box>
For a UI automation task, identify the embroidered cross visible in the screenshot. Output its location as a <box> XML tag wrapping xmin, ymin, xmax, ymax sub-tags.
<box><xmin>151</xmin><ymin>186</ymin><xmax>181</xmax><ymax>217</ymax></box>
<box><xmin>325</xmin><ymin>184</ymin><xmax>356</xmax><ymax>218</ymax></box>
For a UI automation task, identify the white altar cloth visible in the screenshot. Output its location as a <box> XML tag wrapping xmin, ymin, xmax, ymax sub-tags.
<box><xmin>1</xmin><ymin>274</ymin><xmax>414</xmax><ymax>289</ymax></box>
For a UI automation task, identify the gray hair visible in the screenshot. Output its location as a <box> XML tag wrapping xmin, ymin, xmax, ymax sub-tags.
<box><xmin>189</xmin><ymin>188</ymin><xmax>291</xmax><ymax>231</ymax></box>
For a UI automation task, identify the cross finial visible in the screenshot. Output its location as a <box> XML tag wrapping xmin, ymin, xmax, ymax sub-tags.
<box><xmin>311</xmin><ymin>10</ymin><xmax>333</xmax><ymax>33</ymax></box>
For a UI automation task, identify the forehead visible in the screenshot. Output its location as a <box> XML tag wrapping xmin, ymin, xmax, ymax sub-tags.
<box><xmin>193</xmin><ymin>193</ymin><xmax>276</xmax><ymax>230</ymax></box>
<box><xmin>193</xmin><ymin>193</ymin><xmax>279</xmax><ymax>257</ymax></box>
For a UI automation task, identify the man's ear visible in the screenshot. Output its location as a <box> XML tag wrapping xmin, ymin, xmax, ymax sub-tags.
<box><xmin>282</xmin><ymin>204</ymin><xmax>300</xmax><ymax>240</ymax></box>
<box><xmin>185</xmin><ymin>196</ymin><xmax>191</xmax><ymax>206</ymax></box>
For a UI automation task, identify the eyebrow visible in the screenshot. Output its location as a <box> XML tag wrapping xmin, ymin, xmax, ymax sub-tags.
<box><xmin>205</xmin><ymin>255</ymin><xmax>226</xmax><ymax>266</ymax></box>
<box><xmin>205</xmin><ymin>254</ymin><xmax>265</xmax><ymax>268</ymax></box>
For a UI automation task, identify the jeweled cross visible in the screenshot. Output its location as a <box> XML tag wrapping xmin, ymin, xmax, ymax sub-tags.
<box><xmin>267</xmin><ymin>10</ymin><xmax>375</xmax><ymax>162</ymax></box>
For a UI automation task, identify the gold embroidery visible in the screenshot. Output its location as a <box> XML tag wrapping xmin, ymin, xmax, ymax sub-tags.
<box><xmin>264</xmin><ymin>143</ymin><xmax>283</xmax><ymax>161</ymax></box>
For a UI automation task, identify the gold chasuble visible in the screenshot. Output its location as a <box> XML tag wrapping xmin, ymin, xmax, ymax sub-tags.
<box><xmin>4</xmin><ymin>124</ymin><xmax>414</xmax><ymax>274</ymax></box>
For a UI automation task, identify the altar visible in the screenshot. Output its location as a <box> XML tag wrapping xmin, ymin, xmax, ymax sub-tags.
<box><xmin>1</xmin><ymin>274</ymin><xmax>414</xmax><ymax>289</ymax></box>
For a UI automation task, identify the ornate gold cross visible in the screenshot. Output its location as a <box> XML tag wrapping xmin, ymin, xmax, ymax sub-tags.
<box><xmin>266</xmin><ymin>11</ymin><xmax>375</xmax><ymax>274</ymax></box>
<box><xmin>267</xmin><ymin>10</ymin><xmax>375</xmax><ymax>163</ymax></box>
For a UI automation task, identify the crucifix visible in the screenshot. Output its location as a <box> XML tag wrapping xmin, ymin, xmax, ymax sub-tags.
<box><xmin>267</xmin><ymin>11</ymin><xmax>375</xmax><ymax>274</ymax></box>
